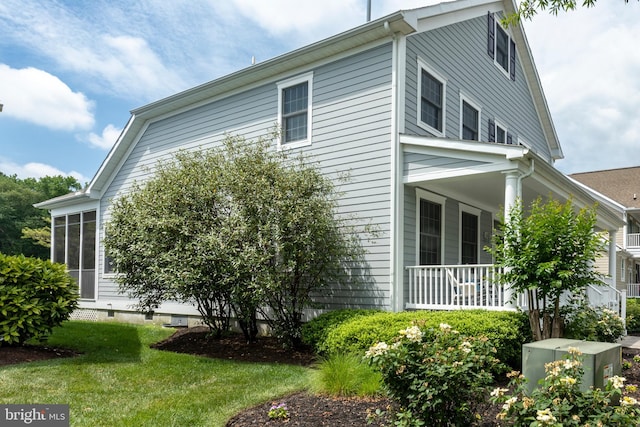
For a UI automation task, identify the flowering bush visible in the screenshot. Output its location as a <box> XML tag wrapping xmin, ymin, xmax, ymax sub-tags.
<box><xmin>491</xmin><ymin>347</ymin><xmax>640</xmax><ymax>426</ymax></box>
<box><xmin>365</xmin><ymin>322</ymin><xmax>502</xmax><ymax>426</ymax></box>
<box><xmin>267</xmin><ymin>403</ymin><xmax>289</xmax><ymax>420</ymax></box>
<box><xmin>563</xmin><ymin>303</ymin><xmax>625</xmax><ymax>343</ymax></box>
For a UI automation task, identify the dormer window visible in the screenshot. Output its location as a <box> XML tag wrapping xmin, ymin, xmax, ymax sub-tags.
<box><xmin>487</xmin><ymin>12</ymin><xmax>516</xmax><ymax>81</ymax></box>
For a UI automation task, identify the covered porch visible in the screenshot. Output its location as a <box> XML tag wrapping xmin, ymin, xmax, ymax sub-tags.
<box><xmin>395</xmin><ymin>136</ymin><xmax>625</xmax><ymax>316</ymax></box>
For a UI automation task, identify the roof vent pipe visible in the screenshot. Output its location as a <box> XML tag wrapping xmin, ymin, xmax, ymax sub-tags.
<box><xmin>367</xmin><ymin>0</ymin><xmax>371</xmax><ymax>22</ymax></box>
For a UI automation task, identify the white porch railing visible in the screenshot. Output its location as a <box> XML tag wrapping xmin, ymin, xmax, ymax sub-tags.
<box><xmin>628</xmin><ymin>283</ymin><xmax>640</xmax><ymax>298</ymax></box>
<box><xmin>406</xmin><ymin>264</ymin><xmax>626</xmax><ymax>320</ymax></box>
<box><xmin>406</xmin><ymin>264</ymin><xmax>524</xmax><ymax>311</ymax></box>
<box><xmin>627</xmin><ymin>233</ymin><xmax>640</xmax><ymax>248</ymax></box>
<box><xmin>586</xmin><ymin>283</ymin><xmax>627</xmax><ymax>324</ymax></box>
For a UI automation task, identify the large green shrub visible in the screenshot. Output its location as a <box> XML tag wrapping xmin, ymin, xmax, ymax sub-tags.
<box><xmin>627</xmin><ymin>299</ymin><xmax>640</xmax><ymax>334</ymax></box>
<box><xmin>320</xmin><ymin>310</ymin><xmax>530</xmax><ymax>368</ymax></box>
<box><xmin>0</xmin><ymin>253</ymin><xmax>78</xmax><ymax>345</ymax></box>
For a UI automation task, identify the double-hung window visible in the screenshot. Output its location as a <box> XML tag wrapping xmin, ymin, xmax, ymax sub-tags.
<box><xmin>277</xmin><ymin>73</ymin><xmax>313</xmax><ymax>148</ymax></box>
<box><xmin>417</xmin><ymin>59</ymin><xmax>446</xmax><ymax>136</ymax></box>
<box><xmin>417</xmin><ymin>189</ymin><xmax>446</xmax><ymax>265</ymax></box>
<box><xmin>488</xmin><ymin>118</ymin><xmax>511</xmax><ymax>144</ymax></box>
<box><xmin>460</xmin><ymin>207</ymin><xmax>480</xmax><ymax>265</ymax></box>
<box><xmin>460</xmin><ymin>97</ymin><xmax>480</xmax><ymax>141</ymax></box>
<box><xmin>487</xmin><ymin>12</ymin><xmax>516</xmax><ymax>81</ymax></box>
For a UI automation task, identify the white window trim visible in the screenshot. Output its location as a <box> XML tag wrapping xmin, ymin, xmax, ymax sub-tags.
<box><xmin>416</xmin><ymin>57</ymin><xmax>446</xmax><ymax>137</ymax></box>
<box><xmin>277</xmin><ymin>72</ymin><xmax>313</xmax><ymax>150</ymax></box>
<box><xmin>459</xmin><ymin>203</ymin><xmax>481</xmax><ymax>264</ymax></box>
<box><xmin>459</xmin><ymin>93</ymin><xmax>481</xmax><ymax>141</ymax></box>
<box><xmin>493</xmin><ymin>21</ymin><xmax>512</xmax><ymax>79</ymax></box>
<box><xmin>415</xmin><ymin>188</ymin><xmax>447</xmax><ymax>265</ymax></box>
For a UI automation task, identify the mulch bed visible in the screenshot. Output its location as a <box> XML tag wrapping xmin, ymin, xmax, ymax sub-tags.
<box><xmin>3</xmin><ymin>327</ymin><xmax>640</xmax><ymax>427</ymax></box>
<box><xmin>0</xmin><ymin>343</ymin><xmax>79</xmax><ymax>366</ymax></box>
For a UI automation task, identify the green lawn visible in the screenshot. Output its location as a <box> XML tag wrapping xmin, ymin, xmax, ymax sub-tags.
<box><xmin>0</xmin><ymin>321</ymin><xmax>311</xmax><ymax>426</ymax></box>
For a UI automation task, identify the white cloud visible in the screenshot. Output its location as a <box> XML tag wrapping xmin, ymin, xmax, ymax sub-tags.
<box><xmin>0</xmin><ymin>159</ymin><xmax>89</xmax><ymax>184</ymax></box>
<box><xmin>0</xmin><ymin>64</ymin><xmax>95</xmax><ymax>131</ymax></box>
<box><xmin>231</xmin><ymin>0</ymin><xmax>362</xmax><ymax>40</ymax></box>
<box><xmin>88</xmin><ymin>124</ymin><xmax>122</xmax><ymax>150</ymax></box>
<box><xmin>523</xmin><ymin>2</ymin><xmax>640</xmax><ymax>174</ymax></box>
<box><xmin>0</xmin><ymin>0</ymin><xmax>189</xmax><ymax>102</ymax></box>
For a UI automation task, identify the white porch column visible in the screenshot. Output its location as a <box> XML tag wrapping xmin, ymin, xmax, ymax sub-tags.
<box><xmin>609</xmin><ymin>230</ymin><xmax>617</xmax><ymax>287</ymax></box>
<box><xmin>503</xmin><ymin>171</ymin><xmax>520</xmax><ymax>308</ymax></box>
<box><xmin>503</xmin><ymin>171</ymin><xmax>519</xmax><ymax>224</ymax></box>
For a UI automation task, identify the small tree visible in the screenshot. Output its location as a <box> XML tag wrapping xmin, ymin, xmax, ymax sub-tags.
<box><xmin>105</xmin><ymin>148</ymin><xmax>235</xmax><ymax>338</ymax></box>
<box><xmin>105</xmin><ymin>132</ymin><xmax>367</xmax><ymax>347</ymax></box>
<box><xmin>489</xmin><ymin>197</ymin><xmax>605</xmax><ymax>341</ymax></box>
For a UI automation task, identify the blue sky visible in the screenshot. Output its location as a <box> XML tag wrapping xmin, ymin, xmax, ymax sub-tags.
<box><xmin>1</xmin><ymin>0</ymin><xmax>639</xmax><ymax>185</ymax></box>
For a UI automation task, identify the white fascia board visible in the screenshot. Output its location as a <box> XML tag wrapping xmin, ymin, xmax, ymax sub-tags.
<box><xmin>400</xmin><ymin>134</ymin><xmax>529</xmax><ymax>160</ymax></box>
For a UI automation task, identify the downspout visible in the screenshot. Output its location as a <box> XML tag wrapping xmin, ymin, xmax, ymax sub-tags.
<box><xmin>517</xmin><ymin>158</ymin><xmax>534</xmax><ymax>200</ymax></box>
<box><xmin>386</xmin><ymin>20</ymin><xmax>402</xmax><ymax>312</ymax></box>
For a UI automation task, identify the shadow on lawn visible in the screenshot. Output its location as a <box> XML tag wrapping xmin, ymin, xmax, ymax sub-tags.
<box><xmin>45</xmin><ymin>321</ymin><xmax>144</xmax><ymax>364</ymax></box>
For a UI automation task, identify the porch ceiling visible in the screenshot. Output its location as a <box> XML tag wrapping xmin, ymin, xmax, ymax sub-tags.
<box><xmin>400</xmin><ymin>136</ymin><xmax>624</xmax><ymax>231</ymax></box>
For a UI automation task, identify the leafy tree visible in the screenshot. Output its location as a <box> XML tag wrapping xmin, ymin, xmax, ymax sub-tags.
<box><xmin>504</xmin><ymin>0</ymin><xmax>635</xmax><ymax>26</ymax></box>
<box><xmin>488</xmin><ymin>197</ymin><xmax>605</xmax><ymax>341</ymax></box>
<box><xmin>0</xmin><ymin>173</ymin><xmax>81</xmax><ymax>258</ymax></box>
<box><xmin>105</xmin><ymin>133</ymin><xmax>367</xmax><ymax>347</ymax></box>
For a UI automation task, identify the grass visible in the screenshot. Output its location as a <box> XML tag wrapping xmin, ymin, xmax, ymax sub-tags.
<box><xmin>0</xmin><ymin>321</ymin><xmax>311</xmax><ymax>427</ymax></box>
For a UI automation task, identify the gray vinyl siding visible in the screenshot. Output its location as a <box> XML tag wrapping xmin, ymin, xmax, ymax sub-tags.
<box><xmin>98</xmin><ymin>43</ymin><xmax>394</xmax><ymax>310</ymax></box>
<box><xmin>404</xmin><ymin>15</ymin><xmax>549</xmax><ymax>158</ymax></box>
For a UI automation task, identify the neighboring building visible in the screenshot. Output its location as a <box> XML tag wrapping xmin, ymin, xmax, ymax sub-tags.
<box><xmin>571</xmin><ymin>167</ymin><xmax>640</xmax><ymax>297</ymax></box>
<box><xmin>37</xmin><ymin>0</ymin><xmax>624</xmax><ymax>325</ymax></box>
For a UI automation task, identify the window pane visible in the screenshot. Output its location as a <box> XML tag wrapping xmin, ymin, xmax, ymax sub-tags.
<box><xmin>419</xmin><ymin>199</ymin><xmax>442</xmax><ymax>265</ymax></box>
<box><xmin>67</xmin><ymin>214</ymin><xmax>81</xmax><ymax>269</ymax></box>
<box><xmin>284</xmin><ymin>113</ymin><xmax>307</xmax><ymax>142</ymax></box>
<box><xmin>53</xmin><ymin>217</ymin><xmax>66</xmax><ymax>264</ymax></box>
<box><xmin>462</xmin><ymin>101</ymin><xmax>478</xmax><ymax>140</ymax></box>
<box><xmin>82</xmin><ymin>212</ymin><xmax>96</xmax><ymax>270</ymax></box>
<box><xmin>461</xmin><ymin>212</ymin><xmax>478</xmax><ymax>264</ymax></box>
<box><xmin>421</xmin><ymin>70</ymin><xmax>443</xmax><ymax>131</ymax></box>
<box><xmin>496</xmin><ymin>26</ymin><xmax>509</xmax><ymax>71</ymax></box>
<box><xmin>496</xmin><ymin>126</ymin><xmax>506</xmax><ymax>144</ymax></box>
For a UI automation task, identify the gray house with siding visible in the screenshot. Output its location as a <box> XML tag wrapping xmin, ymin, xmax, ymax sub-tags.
<box><xmin>37</xmin><ymin>0</ymin><xmax>624</xmax><ymax>325</ymax></box>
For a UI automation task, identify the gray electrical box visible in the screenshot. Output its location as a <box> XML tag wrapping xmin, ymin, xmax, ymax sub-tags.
<box><xmin>522</xmin><ymin>338</ymin><xmax>621</xmax><ymax>394</ymax></box>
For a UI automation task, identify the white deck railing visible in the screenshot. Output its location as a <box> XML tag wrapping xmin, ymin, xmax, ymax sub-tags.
<box><xmin>406</xmin><ymin>264</ymin><xmax>523</xmax><ymax>311</ymax></box>
<box><xmin>628</xmin><ymin>233</ymin><xmax>640</xmax><ymax>248</ymax></box>
<box><xmin>406</xmin><ymin>264</ymin><xmax>625</xmax><ymax>319</ymax></box>
<box><xmin>628</xmin><ymin>283</ymin><xmax>640</xmax><ymax>298</ymax></box>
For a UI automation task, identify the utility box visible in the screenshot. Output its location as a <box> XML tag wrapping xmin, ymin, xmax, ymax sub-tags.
<box><xmin>522</xmin><ymin>338</ymin><xmax>621</xmax><ymax>394</ymax></box>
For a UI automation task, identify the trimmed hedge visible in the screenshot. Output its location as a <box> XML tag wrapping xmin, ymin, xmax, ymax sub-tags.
<box><xmin>307</xmin><ymin>309</ymin><xmax>530</xmax><ymax>369</ymax></box>
<box><xmin>0</xmin><ymin>253</ymin><xmax>78</xmax><ymax>345</ymax></box>
<box><xmin>301</xmin><ymin>309</ymin><xmax>381</xmax><ymax>352</ymax></box>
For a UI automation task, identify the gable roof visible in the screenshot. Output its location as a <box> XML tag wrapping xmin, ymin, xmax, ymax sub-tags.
<box><xmin>36</xmin><ymin>0</ymin><xmax>562</xmax><ymax>210</ymax></box>
<box><xmin>571</xmin><ymin>166</ymin><xmax>640</xmax><ymax>209</ymax></box>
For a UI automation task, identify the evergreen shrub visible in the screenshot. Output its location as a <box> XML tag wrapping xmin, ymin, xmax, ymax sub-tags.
<box><xmin>0</xmin><ymin>253</ymin><xmax>78</xmax><ymax>345</ymax></box>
